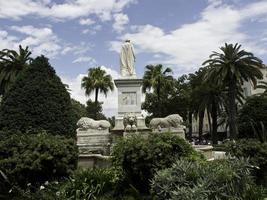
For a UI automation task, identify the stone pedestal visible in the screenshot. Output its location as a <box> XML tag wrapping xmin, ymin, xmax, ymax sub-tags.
<box><xmin>77</xmin><ymin>128</ymin><xmax>111</xmax><ymax>155</ymax></box>
<box><xmin>112</xmin><ymin>78</ymin><xmax>148</xmax><ymax>133</ymax></box>
<box><xmin>152</xmin><ymin>127</ymin><xmax>185</xmax><ymax>139</ymax></box>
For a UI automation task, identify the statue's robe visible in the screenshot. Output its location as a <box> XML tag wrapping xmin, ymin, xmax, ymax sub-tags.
<box><xmin>120</xmin><ymin>42</ymin><xmax>136</xmax><ymax>77</ymax></box>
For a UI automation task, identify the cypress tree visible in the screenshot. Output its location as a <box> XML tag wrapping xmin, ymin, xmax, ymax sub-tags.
<box><xmin>0</xmin><ymin>56</ymin><xmax>76</xmax><ymax>137</ymax></box>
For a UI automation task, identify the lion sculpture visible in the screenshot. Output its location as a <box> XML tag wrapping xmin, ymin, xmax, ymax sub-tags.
<box><xmin>77</xmin><ymin>117</ymin><xmax>111</xmax><ymax>130</ymax></box>
<box><xmin>149</xmin><ymin>114</ymin><xmax>184</xmax><ymax>130</ymax></box>
<box><xmin>123</xmin><ymin>113</ymin><xmax>137</xmax><ymax>131</ymax></box>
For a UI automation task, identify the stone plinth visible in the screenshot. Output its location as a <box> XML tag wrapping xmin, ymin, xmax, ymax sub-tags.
<box><xmin>152</xmin><ymin>127</ymin><xmax>185</xmax><ymax>139</ymax></box>
<box><xmin>193</xmin><ymin>145</ymin><xmax>213</xmax><ymax>160</ymax></box>
<box><xmin>113</xmin><ymin>78</ymin><xmax>148</xmax><ymax>133</ymax></box>
<box><xmin>77</xmin><ymin>129</ymin><xmax>111</xmax><ymax>155</ymax></box>
<box><xmin>78</xmin><ymin>154</ymin><xmax>111</xmax><ymax>168</ymax></box>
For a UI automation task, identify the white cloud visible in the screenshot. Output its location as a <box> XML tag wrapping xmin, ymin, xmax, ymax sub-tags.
<box><xmin>0</xmin><ymin>26</ymin><xmax>61</xmax><ymax>58</ymax></box>
<box><xmin>0</xmin><ymin>0</ymin><xmax>136</xmax><ymax>21</ymax></box>
<box><xmin>61</xmin><ymin>66</ymin><xmax>120</xmax><ymax>116</ymax></box>
<box><xmin>0</xmin><ymin>30</ymin><xmax>19</xmax><ymax>50</ymax></box>
<box><xmin>79</xmin><ymin>18</ymin><xmax>95</xmax><ymax>26</ymax></box>
<box><xmin>110</xmin><ymin>1</ymin><xmax>267</xmax><ymax>74</ymax></box>
<box><xmin>113</xmin><ymin>13</ymin><xmax>129</xmax><ymax>33</ymax></box>
<box><xmin>82</xmin><ymin>25</ymin><xmax>102</xmax><ymax>35</ymax></box>
<box><xmin>72</xmin><ymin>56</ymin><xmax>96</xmax><ymax>65</ymax></box>
<box><xmin>9</xmin><ymin>25</ymin><xmax>61</xmax><ymax>58</ymax></box>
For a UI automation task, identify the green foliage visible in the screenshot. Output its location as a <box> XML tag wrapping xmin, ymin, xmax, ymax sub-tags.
<box><xmin>81</xmin><ymin>66</ymin><xmax>114</xmax><ymax>111</ymax></box>
<box><xmin>0</xmin><ymin>132</ymin><xmax>78</xmax><ymax>192</ymax></box>
<box><xmin>58</xmin><ymin>168</ymin><xmax>117</xmax><ymax>200</ymax></box>
<box><xmin>226</xmin><ymin>139</ymin><xmax>267</xmax><ymax>186</ymax></box>
<box><xmin>203</xmin><ymin>43</ymin><xmax>264</xmax><ymax>139</ymax></box>
<box><xmin>0</xmin><ymin>56</ymin><xmax>76</xmax><ymax>137</ymax></box>
<box><xmin>0</xmin><ymin>45</ymin><xmax>32</xmax><ymax>95</ymax></box>
<box><xmin>71</xmin><ymin>98</ymin><xmax>87</xmax><ymax>122</ymax></box>
<box><xmin>151</xmin><ymin>158</ymin><xmax>266</xmax><ymax>200</ymax></box>
<box><xmin>112</xmin><ymin>133</ymin><xmax>203</xmax><ymax>193</ymax></box>
<box><xmin>86</xmin><ymin>99</ymin><xmax>107</xmax><ymax>120</ymax></box>
<box><xmin>142</xmin><ymin>74</ymin><xmax>191</xmax><ymax>120</ymax></box>
<box><xmin>238</xmin><ymin>95</ymin><xmax>267</xmax><ymax>140</ymax></box>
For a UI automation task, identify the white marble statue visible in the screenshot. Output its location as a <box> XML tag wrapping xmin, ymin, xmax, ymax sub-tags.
<box><xmin>150</xmin><ymin>114</ymin><xmax>184</xmax><ymax>130</ymax></box>
<box><xmin>120</xmin><ymin>39</ymin><xmax>136</xmax><ymax>77</ymax></box>
<box><xmin>77</xmin><ymin>117</ymin><xmax>111</xmax><ymax>130</ymax></box>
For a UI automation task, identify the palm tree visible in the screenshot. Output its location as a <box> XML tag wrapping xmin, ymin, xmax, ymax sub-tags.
<box><xmin>203</xmin><ymin>43</ymin><xmax>264</xmax><ymax>139</ymax></box>
<box><xmin>81</xmin><ymin>67</ymin><xmax>114</xmax><ymax>118</ymax></box>
<box><xmin>142</xmin><ymin>64</ymin><xmax>173</xmax><ymax>116</ymax></box>
<box><xmin>257</xmin><ymin>81</ymin><xmax>267</xmax><ymax>96</ymax></box>
<box><xmin>0</xmin><ymin>45</ymin><xmax>32</xmax><ymax>95</ymax></box>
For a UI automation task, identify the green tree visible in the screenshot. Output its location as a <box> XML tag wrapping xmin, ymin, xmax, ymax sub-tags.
<box><xmin>71</xmin><ymin>98</ymin><xmax>87</xmax><ymax>122</ymax></box>
<box><xmin>86</xmin><ymin>99</ymin><xmax>106</xmax><ymax>120</ymax></box>
<box><xmin>191</xmin><ymin>67</ymin><xmax>225</xmax><ymax>144</ymax></box>
<box><xmin>0</xmin><ymin>56</ymin><xmax>76</xmax><ymax>137</ymax></box>
<box><xmin>257</xmin><ymin>81</ymin><xmax>267</xmax><ymax>96</ymax></box>
<box><xmin>142</xmin><ymin>64</ymin><xmax>173</xmax><ymax>117</ymax></box>
<box><xmin>0</xmin><ymin>45</ymin><xmax>32</xmax><ymax>95</ymax></box>
<box><xmin>203</xmin><ymin>43</ymin><xmax>263</xmax><ymax>139</ymax></box>
<box><xmin>238</xmin><ymin>95</ymin><xmax>267</xmax><ymax>140</ymax></box>
<box><xmin>81</xmin><ymin>67</ymin><xmax>114</xmax><ymax>119</ymax></box>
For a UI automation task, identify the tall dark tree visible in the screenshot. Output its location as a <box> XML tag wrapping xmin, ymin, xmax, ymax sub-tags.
<box><xmin>142</xmin><ymin>64</ymin><xmax>173</xmax><ymax>117</ymax></box>
<box><xmin>257</xmin><ymin>81</ymin><xmax>267</xmax><ymax>96</ymax></box>
<box><xmin>86</xmin><ymin>99</ymin><xmax>106</xmax><ymax>120</ymax></box>
<box><xmin>203</xmin><ymin>43</ymin><xmax>263</xmax><ymax>139</ymax></box>
<box><xmin>0</xmin><ymin>56</ymin><xmax>76</xmax><ymax>137</ymax></box>
<box><xmin>0</xmin><ymin>45</ymin><xmax>32</xmax><ymax>95</ymax></box>
<box><xmin>71</xmin><ymin>98</ymin><xmax>87</xmax><ymax>122</ymax></box>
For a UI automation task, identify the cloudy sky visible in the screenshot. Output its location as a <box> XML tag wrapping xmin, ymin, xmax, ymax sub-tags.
<box><xmin>1</xmin><ymin>0</ymin><xmax>267</xmax><ymax>116</ymax></box>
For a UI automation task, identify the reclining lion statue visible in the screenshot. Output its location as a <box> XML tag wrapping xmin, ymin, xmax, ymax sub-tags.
<box><xmin>77</xmin><ymin>117</ymin><xmax>111</xmax><ymax>130</ymax></box>
<box><xmin>149</xmin><ymin>114</ymin><xmax>184</xmax><ymax>130</ymax></box>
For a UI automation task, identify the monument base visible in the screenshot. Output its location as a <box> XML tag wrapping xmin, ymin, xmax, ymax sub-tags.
<box><xmin>112</xmin><ymin>78</ymin><xmax>149</xmax><ymax>134</ymax></box>
<box><xmin>77</xmin><ymin>129</ymin><xmax>111</xmax><ymax>155</ymax></box>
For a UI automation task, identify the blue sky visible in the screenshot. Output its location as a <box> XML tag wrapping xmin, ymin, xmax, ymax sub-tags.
<box><xmin>1</xmin><ymin>0</ymin><xmax>267</xmax><ymax>116</ymax></box>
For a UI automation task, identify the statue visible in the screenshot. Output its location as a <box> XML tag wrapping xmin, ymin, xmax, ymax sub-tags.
<box><xmin>120</xmin><ymin>39</ymin><xmax>136</xmax><ymax>77</ymax></box>
<box><xmin>77</xmin><ymin>117</ymin><xmax>111</xmax><ymax>130</ymax></box>
<box><xmin>123</xmin><ymin>113</ymin><xmax>137</xmax><ymax>131</ymax></box>
<box><xmin>149</xmin><ymin>114</ymin><xmax>185</xmax><ymax>131</ymax></box>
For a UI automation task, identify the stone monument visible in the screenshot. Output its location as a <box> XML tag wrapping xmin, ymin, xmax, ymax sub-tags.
<box><xmin>113</xmin><ymin>40</ymin><xmax>148</xmax><ymax>135</ymax></box>
<box><xmin>149</xmin><ymin>114</ymin><xmax>185</xmax><ymax>139</ymax></box>
<box><xmin>76</xmin><ymin>117</ymin><xmax>111</xmax><ymax>155</ymax></box>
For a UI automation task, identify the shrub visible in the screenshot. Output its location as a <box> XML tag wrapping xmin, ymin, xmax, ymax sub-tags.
<box><xmin>151</xmin><ymin>158</ymin><xmax>266</xmax><ymax>200</ymax></box>
<box><xmin>112</xmin><ymin>133</ymin><xmax>203</xmax><ymax>193</ymax></box>
<box><xmin>0</xmin><ymin>132</ymin><xmax>78</xmax><ymax>192</ymax></box>
<box><xmin>0</xmin><ymin>56</ymin><xmax>76</xmax><ymax>137</ymax></box>
<box><xmin>58</xmin><ymin>168</ymin><xmax>117</xmax><ymax>200</ymax></box>
<box><xmin>226</xmin><ymin>139</ymin><xmax>267</xmax><ymax>186</ymax></box>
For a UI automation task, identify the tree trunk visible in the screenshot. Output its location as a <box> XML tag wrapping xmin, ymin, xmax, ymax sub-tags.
<box><xmin>207</xmin><ymin>109</ymin><xmax>212</xmax><ymax>135</ymax></box>
<box><xmin>157</xmin><ymin>82</ymin><xmax>161</xmax><ymax>117</ymax></box>
<box><xmin>198</xmin><ymin>110</ymin><xmax>205</xmax><ymax>141</ymax></box>
<box><xmin>211</xmin><ymin>100</ymin><xmax>218</xmax><ymax>144</ymax></box>
<box><xmin>188</xmin><ymin>111</ymin><xmax>193</xmax><ymax>140</ymax></box>
<box><xmin>228</xmin><ymin>79</ymin><xmax>238</xmax><ymax>140</ymax></box>
<box><xmin>94</xmin><ymin>88</ymin><xmax>99</xmax><ymax>119</ymax></box>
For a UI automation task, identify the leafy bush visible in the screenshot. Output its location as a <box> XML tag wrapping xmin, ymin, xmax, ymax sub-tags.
<box><xmin>0</xmin><ymin>56</ymin><xmax>76</xmax><ymax>137</ymax></box>
<box><xmin>151</xmin><ymin>158</ymin><xmax>266</xmax><ymax>200</ymax></box>
<box><xmin>0</xmin><ymin>132</ymin><xmax>78</xmax><ymax>192</ymax></box>
<box><xmin>58</xmin><ymin>168</ymin><xmax>117</xmax><ymax>200</ymax></box>
<box><xmin>112</xmin><ymin>133</ymin><xmax>203</xmax><ymax>193</ymax></box>
<box><xmin>226</xmin><ymin>139</ymin><xmax>267</xmax><ymax>186</ymax></box>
